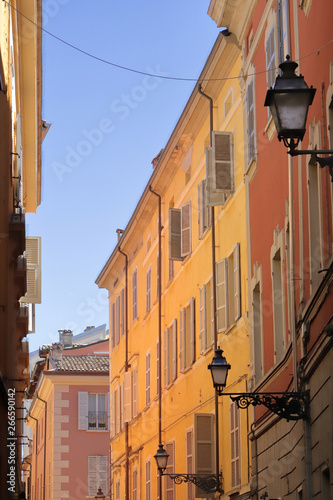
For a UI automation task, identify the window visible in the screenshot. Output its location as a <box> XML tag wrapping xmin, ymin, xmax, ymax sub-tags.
<box><xmin>230</xmin><ymin>401</ymin><xmax>240</xmax><ymax>488</ymax></box>
<box><xmin>180</xmin><ymin>298</ymin><xmax>195</xmax><ymax>372</ymax></box>
<box><xmin>164</xmin><ymin>320</ymin><xmax>177</xmax><ymax>387</ymax></box>
<box><xmin>169</xmin><ymin>202</ymin><xmax>192</xmax><ymax>260</ymax></box>
<box><xmin>88</xmin><ymin>456</ymin><xmax>108</xmax><ymax>496</ymax></box>
<box><xmin>266</xmin><ymin>26</ymin><xmax>276</xmax><ymax>116</ymax></box>
<box><xmin>252</xmin><ymin>265</ymin><xmax>264</xmax><ymax>382</ymax></box>
<box><xmin>146</xmin><ymin>351</ymin><xmax>151</xmax><ymax>406</ymax></box>
<box><xmin>198</xmin><ymin>180</ymin><xmax>211</xmax><ymax>239</ymax></box>
<box><xmin>194</xmin><ymin>414</ymin><xmax>215</xmax><ymax>498</ymax></box>
<box><xmin>271</xmin><ymin>230</ymin><xmax>286</xmax><ymax>363</ymax></box>
<box><xmin>132</xmin><ymin>269</ymin><xmax>138</xmax><ymax>321</ymax></box>
<box><xmin>206</xmin><ymin>147</ymin><xmax>226</xmax><ymax>207</ymax></box>
<box><xmin>246</xmin><ymin>79</ymin><xmax>255</xmax><ymax>164</ymax></box>
<box><xmin>199</xmin><ymin>279</ymin><xmax>214</xmax><ymax>353</ymax></box>
<box><xmin>111</xmin><ymin>387</ymin><xmax>121</xmax><ymax>437</ymax></box>
<box><xmin>186</xmin><ymin>429</ymin><xmax>194</xmax><ymax>500</ymax></box>
<box><xmin>78</xmin><ymin>392</ymin><xmax>109</xmax><ymax>431</ymax></box>
<box><xmin>123</xmin><ymin>366</ymin><xmax>138</xmax><ymax>423</ymax></box>
<box><xmin>146</xmin><ymin>460</ymin><xmax>151</xmax><ymax>500</ymax></box>
<box><xmin>165</xmin><ymin>441</ymin><xmax>175</xmax><ymax>500</ymax></box>
<box><xmin>146</xmin><ymin>267</ymin><xmax>152</xmax><ymax>313</ymax></box>
<box><xmin>216</xmin><ymin>243</ymin><xmax>241</xmax><ymax>332</ymax></box>
<box><xmin>133</xmin><ymin>469</ymin><xmax>138</xmax><ymax>500</ymax></box>
<box><xmin>212</xmin><ymin>131</ymin><xmax>234</xmax><ymax>193</ymax></box>
<box><xmin>277</xmin><ymin>0</ymin><xmax>290</xmax><ymax>64</ymax></box>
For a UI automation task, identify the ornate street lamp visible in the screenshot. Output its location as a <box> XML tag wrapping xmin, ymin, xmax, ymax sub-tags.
<box><xmin>208</xmin><ymin>348</ymin><xmax>308</xmax><ymax>421</ymax></box>
<box><xmin>154</xmin><ymin>443</ymin><xmax>222</xmax><ymax>494</ymax></box>
<box><xmin>264</xmin><ymin>56</ymin><xmax>333</xmax><ymax>179</ymax></box>
<box><xmin>95</xmin><ymin>487</ymin><xmax>105</xmax><ymax>500</ymax></box>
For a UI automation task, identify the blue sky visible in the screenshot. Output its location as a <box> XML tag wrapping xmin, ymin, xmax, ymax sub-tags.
<box><xmin>26</xmin><ymin>1</ymin><xmax>219</xmax><ymax>352</ymax></box>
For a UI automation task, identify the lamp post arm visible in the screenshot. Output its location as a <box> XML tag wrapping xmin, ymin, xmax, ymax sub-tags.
<box><xmin>288</xmin><ymin>149</ymin><xmax>333</xmax><ymax>181</ymax></box>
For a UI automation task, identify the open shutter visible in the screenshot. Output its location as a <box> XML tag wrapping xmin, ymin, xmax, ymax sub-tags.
<box><xmin>132</xmin><ymin>367</ymin><xmax>138</xmax><ymax>418</ymax></box>
<box><xmin>156</xmin><ymin>340</ymin><xmax>160</xmax><ymax>396</ymax></box>
<box><xmin>120</xmin><ymin>288</ymin><xmax>125</xmax><ymax>337</ymax></box>
<box><xmin>111</xmin><ymin>392</ymin><xmax>116</xmax><ymax>437</ymax></box>
<box><xmin>179</xmin><ymin>308</ymin><xmax>186</xmax><ymax>372</ymax></box>
<box><xmin>169</xmin><ymin>208</ymin><xmax>183</xmax><ymax>261</ymax></box>
<box><xmin>88</xmin><ymin>456</ymin><xmax>98</xmax><ymax>496</ymax></box>
<box><xmin>115</xmin><ymin>387</ymin><xmax>121</xmax><ymax>433</ymax></box>
<box><xmin>230</xmin><ymin>402</ymin><xmax>240</xmax><ymax>487</ymax></box>
<box><xmin>115</xmin><ymin>295</ymin><xmax>120</xmax><ymax>344</ymax></box>
<box><xmin>181</xmin><ymin>202</ymin><xmax>191</xmax><ymax>257</ymax></box>
<box><xmin>198</xmin><ymin>181</ymin><xmax>206</xmax><ymax>239</ymax></box>
<box><xmin>146</xmin><ymin>352</ymin><xmax>151</xmax><ymax>405</ymax></box>
<box><xmin>246</xmin><ymin>81</ymin><xmax>255</xmax><ymax>164</ymax></box>
<box><xmin>78</xmin><ymin>392</ymin><xmax>88</xmax><ymax>430</ymax></box>
<box><xmin>186</xmin><ymin>430</ymin><xmax>194</xmax><ymax>500</ymax></box>
<box><xmin>199</xmin><ymin>285</ymin><xmax>206</xmax><ymax>353</ymax></box>
<box><xmin>206</xmin><ymin>148</ymin><xmax>226</xmax><ymax>206</ymax></box>
<box><xmin>216</xmin><ymin>259</ymin><xmax>228</xmax><ymax>332</ymax></box>
<box><xmin>208</xmin><ymin>278</ymin><xmax>214</xmax><ymax>347</ymax></box>
<box><xmin>212</xmin><ymin>132</ymin><xmax>233</xmax><ymax>193</ymax></box>
<box><xmin>165</xmin><ymin>442</ymin><xmax>175</xmax><ymax>500</ymax></box>
<box><xmin>99</xmin><ymin>456</ymin><xmax>108</xmax><ymax>495</ymax></box>
<box><xmin>190</xmin><ymin>298</ymin><xmax>196</xmax><ymax>365</ymax></box>
<box><xmin>24</xmin><ymin>237</ymin><xmax>42</xmax><ymax>304</ymax></box>
<box><xmin>172</xmin><ymin>319</ymin><xmax>177</xmax><ymax>381</ymax></box>
<box><xmin>195</xmin><ymin>414</ymin><xmax>215</xmax><ymax>498</ymax></box>
<box><xmin>111</xmin><ymin>303</ymin><xmax>115</xmax><ymax>349</ymax></box>
<box><xmin>164</xmin><ymin>328</ymin><xmax>169</xmax><ymax>387</ymax></box>
<box><xmin>233</xmin><ymin>243</ymin><xmax>241</xmax><ymax>321</ymax></box>
<box><xmin>123</xmin><ymin>371</ymin><xmax>132</xmax><ymax>423</ymax></box>
<box><xmin>107</xmin><ymin>392</ymin><xmax>110</xmax><ymax>431</ymax></box>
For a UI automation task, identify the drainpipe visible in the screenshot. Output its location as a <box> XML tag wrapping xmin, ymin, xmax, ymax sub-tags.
<box><xmin>149</xmin><ymin>185</ymin><xmax>163</xmax><ymax>499</ymax></box>
<box><xmin>118</xmin><ymin>246</ymin><xmax>129</xmax><ymax>500</ymax></box>
<box><xmin>197</xmin><ymin>84</ymin><xmax>220</xmax><ymax>491</ymax></box>
<box><xmin>36</xmin><ymin>393</ymin><xmax>47</xmax><ymax>500</ymax></box>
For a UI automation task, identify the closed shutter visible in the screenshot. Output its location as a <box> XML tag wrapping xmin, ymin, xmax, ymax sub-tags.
<box><xmin>78</xmin><ymin>392</ymin><xmax>88</xmax><ymax>430</ymax></box>
<box><xmin>156</xmin><ymin>340</ymin><xmax>160</xmax><ymax>396</ymax></box>
<box><xmin>190</xmin><ymin>298</ymin><xmax>196</xmax><ymax>365</ymax></box>
<box><xmin>115</xmin><ymin>387</ymin><xmax>121</xmax><ymax>433</ymax></box>
<box><xmin>169</xmin><ymin>208</ymin><xmax>183</xmax><ymax>261</ymax></box>
<box><xmin>233</xmin><ymin>243</ymin><xmax>241</xmax><ymax>321</ymax></box>
<box><xmin>123</xmin><ymin>371</ymin><xmax>132</xmax><ymax>423</ymax></box>
<box><xmin>216</xmin><ymin>259</ymin><xmax>228</xmax><ymax>332</ymax></box>
<box><xmin>111</xmin><ymin>391</ymin><xmax>116</xmax><ymax>437</ymax></box>
<box><xmin>146</xmin><ymin>460</ymin><xmax>151</xmax><ymax>500</ymax></box>
<box><xmin>195</xmin><ymin>413</ymin><xmax>215</xmax><ymax>498</ymax></box>
<box><xmin>120</xmin><ymin>288</ymin><xmax>125</xmax><ymax>337</ymax></box>
<box><xmin>132</xmin><ymin>269</ymin><xmax>138</xmax><ymax>320</ymax></box>
<box><xmin>181</xmin><ymin>202</ymin><xmax>191</xmax><ymax>257</ymax></box>
<box><xmin>133</xmin><ymin>469</ymin><xmax>138</xmax><ymax>500</ymax></box>
<box><xmin>111</xmin><ymin>303</ymin><xmax>115</xmax><ymax>349</ymax></box>
<box><xmin>266</xmin><ymin>27</ymin><xmax>276</xmax><ymax>117</ymax></box>
<box><xmin>209</xmin><ymin>278</ymin><xmax>214</xmax><ymax>347</ymax></box>
<box><xmin>24</xmin><ymin>237</ymin><xmax>42</xmax><ymax>304</ymax></box>
<box><xmin>99</xmin><ymin>456</ymin><xmax>108</xmax><ymax>495</ymax></box>
<box><xmin>146</xmin><ymin>267</ymin><xmax>151</xmax><ymax>312</ymax></box>
<box><xmin>206</xmin><ymin>148</ymin><xmax>226</xmax><ymax>206</ymax></box>
<box><xmin>164</xmin><ymin>328</ymin><xmax>169</xmax><ymax>387</ymax></box>
<box><xmin>88</xmin><ymin>456</ymin><xmax>98</xmax><ymax>495</ymax></box>
<box><xmin>199</xmin><ymin>285</ymin><xmax>206</xmax><ymax>353</ymax></box>
<box><xmin>179</xmin><ymin>308</ymin><xmax>186</xmax><ymax>372</ymax></box>
<box><xmin>198</xmin><ymin>181</ymin><xmax>206</xmax><ymax>239</ymax></box>
<box><xmin>212</xmin><ymin>132</ymin><xmax>233</xmax><ymax>192</ymax></box>
<box><xmin>165</xmin><ymin>442</ymin><xmax>175</xmax><ymax>500</ymax></box>
<box><xmin>107</xmin><ymin>392</ymin><xmax>110</xmax><ymax>431</ymax></box>
<box><xmin>146</xmin><ymin>352</ymin><xmax>151</xmax><ymax>406</ymax></box>
<box><xmin>246</xmin><ymin>80</ymin><xmax>255</xmax><ymax>163</ymax></box>
<box><xmin>172</xmin><ymin>319</ymin><xmax>177</xmax><ymax>382</ymax></box>
<box><xmin>115</xmin><ymin>295</ymin><xmax>120</xmax><ymax>344</ymax></box>
<box><xmin>186</xmin><ymin>429</ymin><xmax>194</xmax><ymax>500</ymax></box>
<box><xmin>230</xmin><ymin>402</ymin><xmax>240</xmax><ymax>487</ymax></box>
<box><xmin>132</xmin><ymin>367</ymin><xmax>138</xmax><ymax>417</ymax></box>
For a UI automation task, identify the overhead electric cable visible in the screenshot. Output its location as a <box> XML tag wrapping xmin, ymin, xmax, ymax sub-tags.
<box><xmin>4</xmin><ymin>0</ymin><xmax>333</xmax><ymax>82</ymax></box>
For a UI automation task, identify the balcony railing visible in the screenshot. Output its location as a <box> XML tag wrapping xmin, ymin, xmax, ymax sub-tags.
<box><xmin>88</xmin><ymin>411</ymin><xmax>107</xmax><ymax>430</ymax></box>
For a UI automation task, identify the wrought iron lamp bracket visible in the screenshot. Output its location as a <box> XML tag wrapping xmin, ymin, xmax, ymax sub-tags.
<box><xmin>220</xmin><ymin>391</ymin><xmax>309</xmax><ymax>421</ymax></box>
<box><xmin>288</xmin><ymin>147</ymin><xmax>333</xmax><ymax>182</ymax></box>
<box><xmin>162</xmin><ymin>473</ymin><xmax>223</xmax><ymax>494</ymax></box>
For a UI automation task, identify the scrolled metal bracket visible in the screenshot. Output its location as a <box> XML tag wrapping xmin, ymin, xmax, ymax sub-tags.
<box><xmin>163</xmin><ymin>473</ymin><xmax>223</xmax><ymax>494</ymax></box>
<box><xmin>227</xmin><ymin>391</ymin><xmax>309</xmax><ymax>421</ymax></box>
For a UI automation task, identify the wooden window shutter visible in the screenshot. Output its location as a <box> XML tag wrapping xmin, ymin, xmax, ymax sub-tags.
<box><xmin>133</xmin><ymin>469</ymin><xmax>138</xmax><ymax>500</ymax></box>
<box><xmin>146</xmin><ymin>352</ymin><xmax>151</xmax><ymax>406</ymax></box>
<box><xmin>186</xmin><ymin>429</ymin><xmax>194</xmax><ymax>500</ymax></box>
<box><xmin>212</xmin><ymin>132</ymin><xmax>234</xmax><ymax>193</ymax></box>
<box><xmin>99</xmin><ymin>456</ymin><xmax>108</xmax><ymax>495</ymax></box>
<box><xmin>111</xmin><ymin>303</ymin><xmax>115</xmax><ymax>349</ymax></box>
<box><xmin>115</xmin><ymin>295</ymin><xmax>120</xmax><ymax>344</ymax></box>
<box><xmin>194</xmin><ymin>413</ymin><xmax>215</xmax><ymax>498</ymax></box>
<box><xmin>172</xmin><ymin>319</ymin><xmax>177</xmax><ymax>382</ymax></box>
<box><xmin>111</xmin><ymin>391</ymin><xmax>116</xmax><ymax>437</ymax></box>
<box><xmin>156</xmin><ymin>340</ymin><xmax>160</xmax><ymax>396</ymax></box>
<box><xmin>266</xmin><ymin>27</ymin><xmax>276</xmax><ymax>91</ymax></box>
<box><xmin>132</xmin><ymin>366</ymin><xmax>138</xmax><ymax>417</ymax></box>
<box><xmin>132</xmin><ymin>269</ymin><xmax>138</xmax><ymax>320</ymax></box>
<box><xmin>181</xmin><ymin>202</ymin><xmax>191</xmax><ymax>257</ymax></box>
<box><xmin>115</xmin><ymin>386</ymin><xmax>121</xmax><ymax>434</ymax></box>
<box><xmin>190</xmin><ymin>297</ymin><xmax>196</xmax><ymax>365</ymax></box>
<box><xmin>233</xmin><ymin>243</ymin><xmax>241</xmax><ymax>321</ymax></box>
<box><xmin>230</xmin><ymin>402</ymin><xmax>240</xmax><ymax>487</ymax></box>
<box><xmin>179</xmin><ymin>308</ymin><xmax>186</xmax><ymax>372</ymax></box>
<box><xmin>120</xmin><ymin>288</ymin><xmax>125</xmax><ymax>337</ymax></box>
<box><xmin>209</xmin><ymin>278</ymin><xmax>214</xmax><ymax>347</ymax></box>
<box><xmin>146</xmin><ymin>460</ymin><xmax>151</xmax><ymax>500</ymax></box>
<box><xmin>199</xmin><ymin>285</ymin><xmax>207</xmax><ymax>353</ymax></box>
<box><xmin>123</xmin><ymin>371</ymin><xmax>132</xmax><ymax>423</ymax></box>
<box><xmin>198</xmin><ymin>181</ymin><xmax>206</xmax><ymax>239</ymax></box>
<box><xmin>146</xmin><ymin>267</ymin><xmax>151</xmax><ymax>313</ymax></box>
<box><xmin>246</xmin><ymin>81</ymin><xmax>255</xmax><ymax>163</ymax></box>
<box><xmin>24</xmin><ymin>237</ymin><xmax>42</xmax><ymax>303</ymax></box>
<box><xmin>164</xmin><ymin>328</ymin><xmax>169</xmax><ymax>387</ymax></box>
<box><xmin>107</xmin><ymin>392</ymin><xmax>110</xmax><ymax>431</ymax></box>
<box><xmin>165</xmin><ymin>442</ymin><xmax>175</xmax><ymax>500</ymax></box>
<box><xmin>88</xmin><ymin>456</ymin><xmax>98</xmax><ymax>496</ymax></box>
<box><xmin>206</xmin><ymin>147</ymin><xmax>226</xmax><ymax>206</ymax></box>
<box><xmin>216</xmin><ymin>259</ymin><xmax>228</xmax><ymax>332</ymax></box>
<box><xmin>169</xmin><ymin>208</ymin><xmax>183</xmax><ymax>261</ymax></box>
<box><xmin>78</xmin><ymin>392</ymin><xmax>88</xmax><ymax>430</ymax></box>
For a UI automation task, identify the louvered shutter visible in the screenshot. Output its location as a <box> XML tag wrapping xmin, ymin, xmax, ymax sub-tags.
<box><xmin>115</xmin><ymin>387</ymin><xmax>121</xmax><ymax>433</ymax></box>
<box><xmin>88</xmin><ymin>456</ymin><xmax>98</xmax><ymax>495</ymax></box>
<box><xmin>172</xmin><ymin>319</ymin><xmax>177</xmax><ymax>381</ymax></box>
<box><xmin>181</xmin><ymin>202</ymin><xmax>191</xmax><ymax>257</ymax></box>
<box><xmin>24</xmin><ymin>237</ymin><xmax>41</xmax><ymax>303</ymax></box>
<box><xmin>146</xmin><ymin>460</ymin><xmax>151</xmax><ymax>500</ymax></box>
<box><xmin>169</xmin><ymin>208</ymin><xmax>183</xmax><ymax>261</ymax></box>
<box><xmin>190</xmin><ymin>298</ymin><xmax>196</xmax><ymax>365</ymax></box>
<box><xmin>132</xmin><ymin>269</ymin><xmax>138</xmax><ymax>320</ymax></box>
<box><xmin>107</xmin><ymin>392</ymin><xmax>110</xmax><ymax>431</ymax></box>
<box><xmin>132</xmin><ymin>367</ymin><xmax>138</xmax><ymax>417</ymax></box>
<box><xmin>179</xmin><ymin>308</ymin><xmax>186</xmax><ymax>372</ymax></box>
<box><xmin>116</xmin><ymin>295</ymin><xmax>120</xmax><ymax>344</ymax></box>
<box><xmin>111</xmin><ymin>303</ymin><xmax>115</xmax><ymax>349</ymax></box>
<box><xmin>111</xmin><ymin>391</ymin><xmax>116</xmax><ymax>437</ymax></box>
<box><xmin>198</xmin><ymin>181</ymin><xmax>206</xmax><ymax>239</ymax></box>
<box><xmin>98</xmin><ymin>456</ymin><xmax>108</xmax><ymax>495</ymax></box>
<box><xmin>165</xmin><ymin>442</ymin><xmax>175</xmax><ymax>500</ymax></box>
<box><xmin>230</xmin><ymin>402</ymin><xmax>240</xmax><ymax>487</ymax></box>
<box><xmin>120</xmin><ymin>288</ymin><xmax>125</xmax><ymax>337</ymax></box>
<box><xmin>209</xmin><ymin>278</ymin><xmax>214</xmax><ymax>347</ymax></box>
<box><xmin>123</xmin><ymin>371</ymin><xmax>132</xmax><ymax>423</ymax></box>
<box><xmin>195</xmin><ymin>414</ymin><xmax>215</xmax><ymax>498</ymax></box>
<box><xmin>206</xmin><ymin>148</ymin><xmax>226</xmax><ymax>206</ymax></box>
<box><xmin>156</xmin><ymin>340</ymin><xmax>160</xmax><ymax>396</ymax></box>
<box><xmin>78</xmin><ymin>392</ymin><xmax>88</xmax><ymax>430</ymax></box>
<box><xmin>186</xmin><ymin>429</ymin><xmax>194</xmax><ymax>500</ymax></box>
<box><xmin>146</xmin><ymin>352</ymin><xmax>151</xmax><ymax>405</ymax></box>
<box><xmin>233</xmin><ymin>243</ymin><xmax>241</xmax><ymax>321</ymax></box>
<box><xmin>164</xmin><ymin>328</ymin><xmax>169</xmax><ymax>387</ymax></box>
<box><xmin>199</xmin><ymin>285</ymin><xmax>206</xmax><ymax>353</ymax></box>
<box><xmin>216</xmin><ymin>259</ymin><xmax>228</xmax><ymax>332</ymax></box>
<box><xmin>14</xmin><ymin>114</ymin><xmax>23</xmax><ymax>209</ymax></box>
<box><xmin>212</xmin><ymin>132</ymin><xmax>233</xmax><ymax>192</ymax></box>
<box><xmin>246</xmin><ymin>81</ymin><xmax>255</xmax><ymax>163</ymax></box>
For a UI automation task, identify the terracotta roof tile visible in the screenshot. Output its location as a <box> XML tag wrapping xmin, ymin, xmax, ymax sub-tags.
<box><xmin>53</xmin><ymin>355</ymin><xmax>109</xmax><ymax>373</ymax></box>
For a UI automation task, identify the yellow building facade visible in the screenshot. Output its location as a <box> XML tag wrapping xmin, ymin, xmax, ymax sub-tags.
<box><xmin>97</xmin><ymin>34</ymin><xmax>251</xmax><ymax>500</ymax></box>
